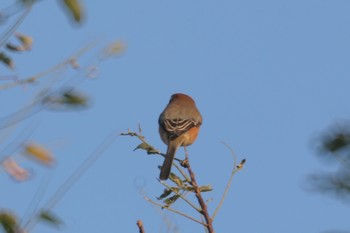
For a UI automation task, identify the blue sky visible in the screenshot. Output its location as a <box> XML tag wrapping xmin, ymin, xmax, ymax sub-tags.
<box><xmin>1</xmin><ymin>0</ymin><xmax>350</xmax><ymax>233</ymax></box>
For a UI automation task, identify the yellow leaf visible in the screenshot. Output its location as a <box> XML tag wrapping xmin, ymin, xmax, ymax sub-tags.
<box><xmin>102</xmin><ymin>41</ymin><xmax>125</xmax><ymax>59</ymax></box>
<box><xmin>15</xmin><ymin>33</ymin><xmax>33</xmax><ymax>50</ymax></box>
<box><xmin>23</xmin><ymin>142</ymin><xmax>54</xmax><ymax>166</ymax></box>
<box><xmin>63</xmin><ymin>0</ymin><xmax>84</xmax><ymax>22</ymax></box>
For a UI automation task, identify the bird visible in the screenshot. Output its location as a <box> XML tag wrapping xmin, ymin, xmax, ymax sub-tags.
<box><xmin>158</xmin><ymin>93</ymin><xmax>202</xmax><ymax>180</ymax></box>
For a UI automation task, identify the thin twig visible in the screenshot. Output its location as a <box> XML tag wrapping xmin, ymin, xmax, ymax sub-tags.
<box><xmin>159</xmin><ymin>180</ymin><xmax>201</xmax><ymax>212</ymax></box>
<box><xmin>143</xmin><ymin>196</ymin><xmax>206</xmax><ymax>226</ymax></box>
<box><xmin>212</xmin><ymin>166</ymin><xmax>237</xmax><ymax>220</ymax></box>
<box><xmin>0</xmin><ymin>41</ymin><xmax>104</xmax><ymax>130</ymax></box>
<box><xmin>20</xmin><ymin>171</ymin><xmax>52</xmax><ymax>226</ymax></box>
<box><xmin>173</xmin><ymin>162</ymin><xmax>190</xmax><ymax>182</ymax></box>
<box><xmin>121</xmin><ymin>130</ymin><xmax>161</xmax><ymax>155</ymax></box>
<box><xmin>0</xmin><ymin>40</ymin><xmax>98</xmax><ymax>90</ymax></box>
<box><xmin>44</xmin><ymin>132</ymin><xmax>117</xmax><ymax>210</ymax></box>
<box><xmin>212</xmin><ymin>143</ymin><xmax>236</xmax><ymax>219</ymax></box>
<box><xmin>0</xmin><ymin>121</ymin><xmax>37</xmax><ymax>161</ymax></box>
<box><xmin>212</xmin><ymin>143</ymin><xmax>245</xmax><ymax>219</ymax></box>
<box><xmin>120</xmin><ymin>130</ymin><xmax>182</xmax><ymax>163</ymax></box>
<box><xmin>134</xmin><ymin>178</ymin><xmax>180</xmax><ymax>232</ymax></box>
<box><xmin>184</xmin><ymin>147</ymin><xmax>215</xmax><ymax>233</ymax></box>
<box><xmin>221</xmin><ymin>141</ymin><xmax>237</xmax><ymax>167</ymax></box>
<box><xmin>23</xmin><ymin>131</ymin><xmax>118</xmax><ymax>232</ymax></box>
<box><xmin>0</xmin><ymin>5</ymin><xmax>32</xmax><ymax>48</ymax></box>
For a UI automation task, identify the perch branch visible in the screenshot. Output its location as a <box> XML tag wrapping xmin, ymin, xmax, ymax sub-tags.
<box><xmin>184</xmin><ymin>147</ymin><xmax>215</xmax><ymax>233</ymax></box>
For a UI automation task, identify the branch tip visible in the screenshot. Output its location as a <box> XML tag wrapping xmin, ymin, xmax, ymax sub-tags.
<box><xmin>136</xmin><ymin>220</ymin><xmax>145</xmax><ymax>233</ymax></box>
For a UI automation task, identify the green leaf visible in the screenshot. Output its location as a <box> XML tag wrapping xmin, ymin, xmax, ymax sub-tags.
<box><xmin>39</xmin><ymin>210</ymin><xmax>62</xmax><ymax>227</ymax></box>
<box><xmin>0</xmin><ymin>211</ymin><xmax>18</xmax><ymax>233</ymax></box>
<box><xmin>62</xmin><ymin>91</ymin><xmax>88</xmax><ymax>106</ymax></box>
<box><xmin>157</xmin><ymin>188</ymin><xmax>173</xmax><ymax>200</ymax></box>
<box><xmin>199</xmin><ymin>185</ymin><xmax>213</xmax><ymax>192</ymax></box>
<box><xmin>169</xmin><ymin>173</ymin><xmax>183</xmax><ymax>187</ymax></box>
<box><xmin>163</xmin><ymin>194</ymin><xmax>180</xmax><ymax>208</ymax></box>
<box><xmin>182</xmin><ymin>184</ymin><xmax>213</xmax><ymax>192</ymax></box>
<box><xmin>134</xmin><ymin>142</ymin><xmax>149</xmax><ymax>151</ymax></box>
<box><xmin>42</xmin><ymin>90</ymin><xmax>89</xmax><ymax>110</ymax></box>
<box><xmin>0</xmin><ymin>52</ymin><xmax>14</xmax><ymax>69</ymax></box>
<box><xmin>324</xmin><ymin>133</ymin><xmax>350</xmax><ymax>152</ymax></box>
<box><xmin>133</xmin><ymin>142</ymin><xmax>159</xmax><ymax>154</ymax></box>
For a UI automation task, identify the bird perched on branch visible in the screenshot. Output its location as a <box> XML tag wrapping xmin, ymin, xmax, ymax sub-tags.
<box><xmin>158</xmin><ymin>93</ymin><xmax>202</xmax><ymax>180</ymax></box>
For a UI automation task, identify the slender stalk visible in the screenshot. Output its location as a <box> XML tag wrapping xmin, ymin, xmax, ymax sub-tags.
<box><xmin>173</xmin><ymin>162</ymin><xmax>190</xmax><ymax>182</ymax></box>
<box><xmin>212</xmin><ymin>143</ymin><xmax>245</xmax><ymax>219</ymax></box>
<box><xmin>184</xmin><ymin>147</ymin><xmax>215</xmax><ymax>233</ymax></box>
<box><xmin>212</xmin><ymin>142</ymin><xmax>237</xmax><ymax>219</ymax></box>
<box><xmin>212</xmin><ymin>167</ymin><xmax>236</xmax><ymax>220</ymax></box>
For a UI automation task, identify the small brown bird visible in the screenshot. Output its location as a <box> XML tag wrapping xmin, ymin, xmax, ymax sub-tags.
<box><xmin>158</xmin><ymin>93</ymin><xmax>202</xmax><ymax>180</ymax></box>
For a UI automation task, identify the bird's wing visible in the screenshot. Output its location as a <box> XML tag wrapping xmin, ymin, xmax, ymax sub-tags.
<box><xmin>160</xmin><ymin>118</ymin><xmax>201</xmax><ymax>139</ymax></box>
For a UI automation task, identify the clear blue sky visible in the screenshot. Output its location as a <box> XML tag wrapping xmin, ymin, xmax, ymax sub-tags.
<box><xmin>1</xmin><ymin>0</ymin><xmax>350</xmax><ymax>233</ymax></box>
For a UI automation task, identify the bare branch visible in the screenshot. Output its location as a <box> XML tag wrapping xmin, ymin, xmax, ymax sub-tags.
<box><xmin>184</xmin><ymin>147</ymin><xmax>215</xmax><ymax>233</ymax></box>
<box><xmin>136</xmin><ymin>220</ymin><xmax>145</xmax><ymax>233</ymax></box>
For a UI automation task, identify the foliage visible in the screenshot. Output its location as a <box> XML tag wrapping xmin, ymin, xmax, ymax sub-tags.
<box><xmin>122</xmin><ymin>128</ymin><xmax>245</xmax><ymax>232</ymax></box>
<box><xmin>0</xmin><ymin>1</ymin><xmax>123</xmax><ymax>233</ymax></box>
<box><xmin>308</xmin><ymin>122</ymin><xmax>350</xmax><ymax>202</ymax></box>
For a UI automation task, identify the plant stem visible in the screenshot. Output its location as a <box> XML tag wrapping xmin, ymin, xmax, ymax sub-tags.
<box><xmin>184</xmin><ymin>147</ymin><xmax>215</xmax><ymax>233</ymax></box>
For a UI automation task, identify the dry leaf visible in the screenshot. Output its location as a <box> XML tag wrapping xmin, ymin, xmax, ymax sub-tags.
<box><xmin>2</xmin><ymin>158</ymin><xmax>29</xmax><ymax>181</ymax></box>
<box><xmin>23</xmin><ymin>142</ymin><xmax>54</xmax><ymax>166</ymax></box>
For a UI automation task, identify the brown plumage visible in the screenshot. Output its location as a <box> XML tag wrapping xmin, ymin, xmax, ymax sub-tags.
<box><xmin>158</xmin><ymin>93</ymin><xmax>202</xmax><ymax>180</ymax></box>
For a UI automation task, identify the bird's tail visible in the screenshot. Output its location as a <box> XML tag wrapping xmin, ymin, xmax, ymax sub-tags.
<box><xmin>159</xmin><ymin>142</ymin><xmax>179</xmax><ymax>180</ymax></box>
